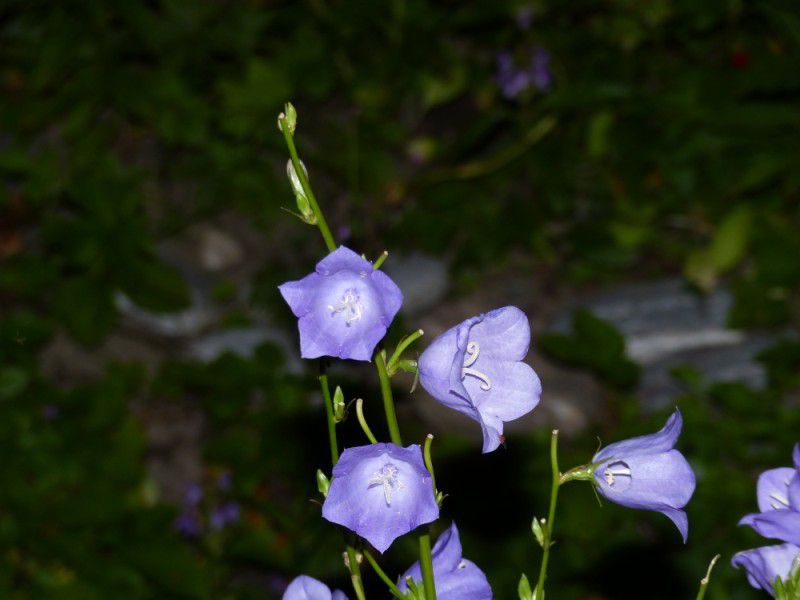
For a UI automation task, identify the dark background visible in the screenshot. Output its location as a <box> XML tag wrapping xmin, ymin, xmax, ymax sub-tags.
<box><xmin>2</xmin><ymin>1</ymin><xmax>800</xmax><ymax>598</ymax></box>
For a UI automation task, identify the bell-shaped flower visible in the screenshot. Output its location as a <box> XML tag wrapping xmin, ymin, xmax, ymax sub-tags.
<box><xmin>282</xmin><ymin>575</ymin><xmax>348</xmax><ymax>600</ymax></box>
<box><xmin>322</xmin><ymin>443</ymin><xmax>439</xmax><ymax>553</ymax></box>
<box><xmin>740</xmin><ymin>445</ymin><xmax>800</xmax><ymax>545</ymax></box>
<box><xmin>732</xmin><ymin>543</ymin><xmax>800</xmax><ymax>597</ymax></box>
<box><xmin>418</xmin><ymin>306</ymin><xmax>541</xmax><ymax>453</ymax></box>
<box><xmin>279</xmin><ymin>246</ymin><xmax>403</xmax><ymax>361</ymax></box>
<box><xmin>398</xmin><ymin>523</ymin><xmax>492</xmax><ymax>600</ymax></box>
<box><xmin>591</xmin><ymin>409</ymin><xmax>696</xmax><ymax>542</ymax></box>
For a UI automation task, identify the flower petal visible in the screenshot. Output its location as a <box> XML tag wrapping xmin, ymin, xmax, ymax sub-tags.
<box><xmin>468</xmin><ymin>306</ymin><xmax>531</xmax><ymax>362</ymax></box>
<box><xmin>370</xmin><ymin>269</ymin><xmax>403</xmax><ymax>327</ymax></box>
<box><xmin>316</xmin><ymin>246</ymin><xmax>372</xmax><ymax>276</ymax></box>
<box><xmin>594</xmin><ymin>409</ymin><xmax>683</xmax><ymax>463</ymax></box>
<box><xmin>740</xmin><ymin>509</ymin><xmax>800</xmax><ymax>545</ymax></box>
<box><xmin>466</xmin><ymin>360</ymin><xmax>541</xmax><ymax>422</ymax></box>
<box><xmin>658</xmin><ymin>507</ymin><xmax>689</xmax><ymax>543</ymax></box>
<box><xmin>732</xmin><ymin>544</ymin><xmax>800</xmax><ymax>595</ymax></box>
<box><xmin>757</xmin><ymin>468</ymin><xmax>795</xmax><ymax>513</ymax></box>
<box><xmin>278</xmin><ymin>273</ymin><xmax>321</xmax><ymax>317</ymax></box>
<box><xmin>282</xmin><ymin>575</ymin><xmax>335</xmax><ymax>600</ymax></box>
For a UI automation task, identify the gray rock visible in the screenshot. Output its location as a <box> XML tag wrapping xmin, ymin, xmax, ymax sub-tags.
<box><xmin>383</xmin><ymin>253</ymin><xmax>449</xmax><ymax>316</ymax></box>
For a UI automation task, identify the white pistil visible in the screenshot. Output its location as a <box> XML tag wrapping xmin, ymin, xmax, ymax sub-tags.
<box><xmin>461</xmin><ymin>341</ymin><xmax>492</xmax><ymax>390</ymax></box>
<box><xmin>368</xmin><ymin>464</ymin><xmax>402</xmax><ymax>506</ymax></box>
<box><xmin>328</xmin><ymin>289</ymin><xmax>363</xmax><ymax>326</ymax></box>
<box><xmin>604</xmin><ymin>465</ymin><xmax>632</xmax><ymax>487</ymax></box>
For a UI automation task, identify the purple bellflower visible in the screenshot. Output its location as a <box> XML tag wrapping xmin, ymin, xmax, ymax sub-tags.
<box><xmin>322</xmin><ymin>443</ymin><xmax>439</xmax><ymax>553</ymax></box>
<box><xmin>398</xmin><ymin>523</ymin><xmax>492</xmax><ymax>600</ymax></box>
<box><xmin>418</xmin><ymin>306</ymin><xmax>541</xmax><ymax>453</ymax></box>
<box><xmin>732</xmin><ymin>544</ymin><xmax>800</xmax><ymax>597</ymax></box>
<box><xmin>279</xmin><ymin>246</ymin><xmax>403</xmax><ymax>361</ymax></box>
<box><xmin>740</xmin><ymin>445</ymin><xmax>800</xmax><ymax>546</ymax></box>
<box><xmin>282</xmin><ymin>575</ymin><xmax>347</xmax><ymax>600</ymax></box>
<box><xmin>591</xmin><ymin>409</ymin><xmax>696</xmax><ymax>542</ymax></box>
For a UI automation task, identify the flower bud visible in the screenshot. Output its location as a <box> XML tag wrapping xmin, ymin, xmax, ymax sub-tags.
<box><xmin>277</xmin><ymin>101</ymin><xmax>297</xmax><ymax>135</ymax></box>
<box><xmin>333</xmin><ymin>386</ymin><xmax>345</xmax><ymax>422</ymax></box>
<box><xmin>286</xmin><ymin>160</ymin><xmax>316</xmax><ymax>225</ymax></box>
<box><xmin>316</xmin><ymin>469</ymin><xmax>330</xmax><ymax>497</ymax></box>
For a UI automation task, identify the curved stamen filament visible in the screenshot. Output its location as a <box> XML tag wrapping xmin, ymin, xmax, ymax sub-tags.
<box><xmin>604</xmin><ymin>465</ymin><xmax>631</xmax><ymax>487</ymax></box>
<box><xmin>461</xmin><ymin>341</ymin><xmax>492</xmax><ymax>390</ymax></box>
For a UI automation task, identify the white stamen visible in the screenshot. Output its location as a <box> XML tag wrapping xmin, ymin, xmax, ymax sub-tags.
<box><xmin>368</xmin><ymin>464</ymin><xmax>402</xmax><ymax>506</ymax></box>
<box><xmin>461</xmin><ymin>341</ymin><xmax>492</xmax><ymax>390</ymax></box>
<box><xmin>328</xmin><ymin>289</ymin><xmax>363</xmax><ymax>326</ymax></box>
<box><xmin>770</xmin><ymin>492</ymin><xmax>791</xmax><ymax>510</ymax></box>
<box><xmin>604</xmin><ymin>465</ymin><xmax>632</xmax><ymax>487</ymax></box>
<box><xmin>457</xmin><ymin>561</ymin><xmax>467</xmax><ymax>570</ymax></box>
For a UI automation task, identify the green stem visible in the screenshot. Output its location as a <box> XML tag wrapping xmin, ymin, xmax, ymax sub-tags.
<box><xmin>535</xmin><ymin>430</ymin><xmax>560</xmax><ymax>599</ymax></box>
<box><xmin>387</xmin><ymin>329</ymin><xmax>424</xmax><ymax>374</ymax></box>
<box><xmin>319</xmin><ymin>372</ymin><xmax>339</xmax><ymax>466</ymax></box>
<box><xmin>423</xmin><ymin>434</ymin><xmax>437</xmax><ymax>494</ymax></box>
<box><xmin>356</xmin><ymin>398</ymin><xmax>378</xmax><ymax>444</ymax></box>
<box><xmin>279</xmin><ymin>116</ymin><xmax>336</xmax><ymax>252</ymax></box>
<box><xmin>419</xmin><ymin>529</ymin><xmax>437</xmax><ymax>600</ymax></box>
<box><xmin>695</xmin><ymin>555</ymin><xmax>720</xmax><ymax>600</ymax></box>
<box><xmin>364</xmin><ymin>550</ymin><xmax>405</xmax><ymax>599</ymax></box>
<box><xmin>375</xmin><ymin>350</ymin><xmax>402</xmax><ymax>445</ymax></box>
<box><xmin>346</xmin><ymin>545</ymin><xmax>367</xmax><ymax>600</ymax></box>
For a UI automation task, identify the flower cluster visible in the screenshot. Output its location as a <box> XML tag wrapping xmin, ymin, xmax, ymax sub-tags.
<box><xmin>734</xmin><ymin>446</ymin><xmax>800</xmax><ymax>596</ymax></box>
<box><xmin>275</xmin><ymin>113</ymin><xmax>702</xmax><ymax>600</ymax></box>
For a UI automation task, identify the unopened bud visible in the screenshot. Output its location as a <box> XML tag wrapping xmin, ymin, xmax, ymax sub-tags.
<box><xmin>333</xmin><ymin>385</ymin><xmax>345</xmax><ymax>422</ymax></box>
<box><xmin>316</xmin><ymin>469</ymin><xmax>330</xmax><ymax>497</ymax></box>
<box><xmin>286</xmin><ymin>160</ymin><xmax>316</xmax><ymax>224</ymax></box>
<box><xmin>278</xmin><ymin>102</ymin><xmax>297</xmax><ymax>134</ymax></box>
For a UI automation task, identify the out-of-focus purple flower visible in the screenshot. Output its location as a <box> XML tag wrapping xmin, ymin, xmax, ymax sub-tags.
<box><xmin>418</xmin><ymin>306</ymin><xmax>541</xmax><ymax>453</ymax></box>
<box><xmin>279</xmin><ymin>246</ymin><xmax>403</xmax><ymax>361</ymax></box>
<box><xmin>732</xmin><ymin>543</ymin><xmax>800</xmax><ymax>596</ymax></box>
<box><xmin>210</xmin><ymin>501</ymin><xmax>241</xmax><ymax>531</ymax></box>
<box><xmin>322</xmin><ymin>443</ymin><xmax>439</xmax><ymax>553</ymax></box>
<box><xmin>42</xmin><ymin>404</ymin><xmax>59</xmax><ymax>421</ymax></box>
<box><xmin>398</xmin><ymin>523</ymin><xmax>492</xmax><ymax>600</ymax></box>
<box><xmin>184</xmin><ymin>484</ymin><xmax>203</xmax><ymax>507</ymax></box>
<box><xmin>175</xmin><ymin>511</ymin><xmax>202</xmax><ymax>538</ymax></box>
<box><xmin>495</xmin><ymin>47</ymin><xmax>552</xmax><ymax>99</ymax></box>
<box><xmin>516</xmin><ymin>5</ymin><xmax>535</xmax><ymax>30</ymax></box>
<box><xmin>217</xmin><ymin>471</ymin><xmax>232</xmax><ymax>492</ymax></box>
<box><xmin>530</xmin><ymin>47</ymin><xmax>552</xmax><ymax>91</ymax></box>
<box><xmin>740</xmin><ymin>445</ymin><xmax>800</xmax><ymax>545</ymax></box>
<box><xmin>591</xmin><ymin>409</ymin><xmax>696</xmax><ymax>542</ymax></box>
<box><xmin>282</xmin><ymin>575</ymin><xmax>348</xmax><ymax>600</ymax></box>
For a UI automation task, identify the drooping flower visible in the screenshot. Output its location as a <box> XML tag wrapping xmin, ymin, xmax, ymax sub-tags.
<box><xmin>739</xmin><ymin>445</ymin><xmax>800</xmax><ymax>545</ymax></box>
<box><xmin>322</xmin><ymin>443</ymin><xmax>439</xmax><ymax>553</ymax></box>
<box><xmin>279</xmin><ymin>246</ymin><xmax>403</xmax><ymax>361</ymax></box>
<box><xmin>418</xmin><ymin>306</ymin><xmax>541</xmax><ymax>453</ymax></box>
<box><xmin>591</xmin><ymin>409</ymin><xmax>696</xmax><ymax>542</ymax></box>
<box><xmin>398</xmin><ymin>523</ymin><xmax>492</xmax><ymax>600</ymax></box>
<box><xmin>282</xmin><ymin>575</ymin><xmax>348</xmax><ymax>600</ymax></box>
<box><xmin>732</xmin><ymin>544</ymin><xmax>800</xmax><ymax>597</ymax></box>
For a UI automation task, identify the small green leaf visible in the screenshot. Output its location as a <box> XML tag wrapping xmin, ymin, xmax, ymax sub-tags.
<box><xmin>518</xmin><ymin>573</ymin><xmax>534</xmax><ymax>600</ymax></box>
<box><xmin>531</xmin><ymin>517</ymin><xmax>546</xmax><ymax>548</ymax></box>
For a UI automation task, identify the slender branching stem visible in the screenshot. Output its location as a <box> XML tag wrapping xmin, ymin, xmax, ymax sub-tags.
<box><xmin>346</xmin><ymin>545</ymin><xmax>367</xmax><ymax>600</ymax></box>
<box><xmin>695</xmin><ymin>554</ymin><xmax>721</xmax><ymax>600</ymax></box>
<box><xmin>279</xmin><ymin>116</ymin><xmax>336</xmax><ymax>252</ymax></box>
<box><xmin>356</xmin><ymin>398</ymin><xmax>378</xmax><ymax>444</ymax></box>
<box><xmin>535</xmin><ymin>430</ymin><xmax>561</xmax><ymax>599</ymax></box>
<box><xmin>364</xmin><ymin>550</ymin><xmax>405</xmax><ymax>599</ymax></box>
<box><xmin>375</xmin><ymin>350</ymin><xmax>403</xmax><ymax>446</ymax></box>
<box><xmin>319</xmin><ymin>371</ymin><xmax>339</xmax><ymax>466</ymax></box>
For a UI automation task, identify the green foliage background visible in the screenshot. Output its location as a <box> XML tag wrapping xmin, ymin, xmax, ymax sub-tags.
<box><xmin>1</xmin><ymin>0</ymin><xmax>800</xmax><ymax>598</ymax></box>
